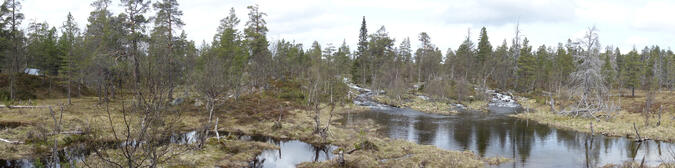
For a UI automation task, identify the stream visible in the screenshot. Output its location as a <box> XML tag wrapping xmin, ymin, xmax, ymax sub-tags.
<box><xmin>344</xmin><ymin>84</ymin><xmax>675</xmax><ymax>168</ymax></box>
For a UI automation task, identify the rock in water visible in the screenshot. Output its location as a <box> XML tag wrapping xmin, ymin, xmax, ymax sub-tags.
<box><xmin>170</xmin><ymin>98</ymin><xmax>184</xmax><ymax>106</ymax></box>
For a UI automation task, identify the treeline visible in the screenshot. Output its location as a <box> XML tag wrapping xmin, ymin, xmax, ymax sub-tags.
<box><xmin>350</xmin><ymin>23</ymin><xmax>674</xmax><ymax>100</ymax></box>
<box><xmin>1</xmin><ymin>0</ymin><xmax>673</xmax><ymax>104</ymax></box>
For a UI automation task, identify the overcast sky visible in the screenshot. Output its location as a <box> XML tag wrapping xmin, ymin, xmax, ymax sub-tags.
<box><xmin>23</xmin><ymin>0</ymin><xmax>675</xmax><ymax>54</ymax></box>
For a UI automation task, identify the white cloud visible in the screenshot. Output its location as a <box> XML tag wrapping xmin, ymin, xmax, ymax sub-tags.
<box><xmin>442</xmin><ymin>0</ymin><xmax>577</xmax><ymax>25</ymax></box>
<box><xmin>19</xmin><ymin>0</ymin><xmax>675</xmax><ymax>55</ymax></box>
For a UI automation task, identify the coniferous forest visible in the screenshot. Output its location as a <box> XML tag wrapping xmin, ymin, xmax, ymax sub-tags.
<box><xmin>1</xmin><ymin>0</ymin><xmax>675</xmax><ymax>167</ymax></box>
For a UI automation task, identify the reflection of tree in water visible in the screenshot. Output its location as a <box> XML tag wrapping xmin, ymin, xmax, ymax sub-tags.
<box><xmin>474</xmin><ymin>119</ymin><xmax>491</xmax><ymax>157</ymax></box>
<box><xmin>583</xmin><ymin>136</ymin><xmax>602</xmax><ymax>168</ymax></box>
<box><xmin>493</xmin><ymin>118</ymin><xmax>510</xmax><ymax>150</ymax></box>
<box><xmin>627</xmin><ymin>141</ymin><xmax>640</xmax><ymax>159</ymax></box>
<box><xmin>510</xmin><ymin>119</ymin><xmax>536</xmax><ymax>164</ymax></box>
<box><xmin>533</xmin><ymin>121</ymin><xmax>552</xmax><ymax>140</ymax></box>
<box><xmin>602</xmin><ymin>137</ymin><xmax>616</xmax><ymax>154</ymax></box>
<box><xmin>556</xmin><ymin>128</ymin><xmax>583</xmax><ymax>149</ymax></box>
<box><xmin>414</xmin><ymin>115</ymin><xmax>438</xmax><ymax>145</ymax></box>
<box><xmin>453</xmin><ymin>118</ymin><xmax>473</xmax><ymax>150</ymax></box>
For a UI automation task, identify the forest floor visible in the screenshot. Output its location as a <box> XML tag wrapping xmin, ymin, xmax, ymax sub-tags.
<box><xmin>512</xmin><ymin>89</ymin><xmax>675</xmax><ymax>142</ymax></box>
<box><xmin>0</xmin><ymin>91</ymin><xmax>509</xmax><ymax>167</ymax></box>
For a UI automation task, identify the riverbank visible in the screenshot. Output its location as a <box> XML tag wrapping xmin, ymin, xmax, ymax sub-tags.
<box><xmin>511</xmin><ymin>90</ymin><xmax>675</xmax><ymax>142</ymax></box>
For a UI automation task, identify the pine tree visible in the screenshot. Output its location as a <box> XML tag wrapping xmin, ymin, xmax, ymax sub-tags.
<box><xmin>335</xmin><ymin>40</ymin><xmax>351</xmax><ymax>75</ymax></box>
<box><xmin>121</xmin><ymin>0</ymin><xmax>151</xmax><ymax>94</ymax></box>
<box><xmin>534</xmin><ymin>45</ymin><xmax>551</xmax><ymax>90</ymax></box>
<box><xmin>517</xmin><ymin>38</ymin><xmax>535</xmax><ymax>91</ymax></box>
<box><xmin>214</xmin><ymin>7</ymin><xmax>247</xmax><ymax>99</ymax></box>
<box><xmin>58</xmin><ymin>13</ymin><xmax>80</xmax><ymax>104</ymax></box>
<box><xmin>601</xmin><ymin>48</ymin><xmax>616</xmax><ymax>88</ymax></box>
<box><xmin>244</xmin><ymin>4</ymin><xmax>270</xmax><ymax>86</ymax></box>
<box><xmin>614</xmin><ymin>47</ymin><xmax>623</xmax><ymax>89</ymax></box>
<box><xmin>493</xmin><ymin>40</ymin><xmax>510</xmax><ymax>89</ymax></box>
<box><xmin>2</xmin><ymin>0</ymin><xmax>24</xmax><ymax>101</ymax></box>
<box><xmin>152</xmin><ymin>0</ymin><xmax>184</xmax><ymax>99</ymax></box>
<box><xmin>624</xmin><ymin>49</ymin><xmax>641</xmax><ymax>97</ymax></box>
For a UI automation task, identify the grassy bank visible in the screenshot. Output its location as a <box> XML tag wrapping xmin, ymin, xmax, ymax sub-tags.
<box><xmin>512</xmin><ymin>90</ymin><xmax>675</xmax><ymax>142</ymax></box>
<box><xmin>373</xmin><ymin>94</ymin><xmax>488</xmax><ymax>115</ymax></box>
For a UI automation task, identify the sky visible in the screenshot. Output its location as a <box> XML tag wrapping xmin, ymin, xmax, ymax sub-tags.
<box><xmin>22</xmin><ymin>0</ymin><xmax>675</xmax><ymax>54</ymax></box>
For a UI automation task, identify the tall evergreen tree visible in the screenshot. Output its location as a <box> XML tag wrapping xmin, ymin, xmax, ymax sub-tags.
<box><xmin>2</xmin><ymin>0</ymin><xmax>24</xmax><ymax>101</ymax></box>
<box><xmin>601</xmin><ymin>48</ymin><xmax>616</xmax><ymax>88</ymax></box>
<box><xmin>58</xmin><ymin>13</ymin><xmax>80</xmax><ymax>104</ymax></box>
<box><xmin>476</xmin><ymin>27</ymin><xmax>492</xmax><ymax>73</ymax></box>
<box><xmin>214</xmin><ymin>7</ymin><xmax>247</xmax><ymax>99</ymax></box>
<box><xmin>517</xmin><ymin>38</ymin><xmax>535</xmax><ymax>91</ymax></box>
<box><xmin>152</xmin><ymin>0</ymin><xmax>184</xmax><ymax>99</ymax></box>
<box><xmin>534</xmin><ymin>45</ymin><xmax>551</xmax><ymax>90</ymax></box>
<box><xmin>351</xmin><ymin>16</ymin><xmax>369</xmax><ymax>84</ymax></box>
<box><xmin>454</xmin><ymin>31</ymin><xmax>474</xmax><ymax>80</ymax></box>
<box><xmin>335</xmin><ymin>40</ymin><xmax>351</xmax><ymax>75</ymax></box>
<box><xmin>121</xmin><ymin>0</ymin><xmax>151</xmax><ymax>94</ymax></box>
<box><xmin>244</xmin><ymin>4</ymin><xmax>270</xmax><ymax>86</ymax></box>
<box><xmin>624</xmin><ymin>49</ymin><xmax>641</xmax><ymax>97</ymax></box>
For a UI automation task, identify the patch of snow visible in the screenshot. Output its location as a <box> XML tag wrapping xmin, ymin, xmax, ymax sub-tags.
<box><xmin>417</xmin><ymin>95</ymin><xmax>430</xmax><ymax>101</ymax></box>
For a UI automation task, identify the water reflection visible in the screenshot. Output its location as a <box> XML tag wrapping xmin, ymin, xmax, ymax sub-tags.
<box><xmin>250</xmin><ymin>140</ymin><xmax>336</xmax><ymax>168</ymax></box>
<box><xmin>340</xmin><ymin>105</ymin><xmax>675</xmax><ymax>167</ymax></box>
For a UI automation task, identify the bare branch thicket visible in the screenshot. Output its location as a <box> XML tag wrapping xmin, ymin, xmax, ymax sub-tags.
<box><xmin>559</xmin><ymin>26</ymin><xmax>610</xmax><ymax>118</ymax></box>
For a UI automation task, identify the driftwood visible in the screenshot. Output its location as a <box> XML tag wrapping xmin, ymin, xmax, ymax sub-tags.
<box><xmin>633</xmin><ymin>123</ymin><xmax>649</xmax><ymax>142</ymax></box>
<box><xmin>0</xmin><ymin>137</ymin><xmax>23</xmax><ymax>144</ymax></box>
<box><xmin>633</xmin><ymin>123</ymin><xmax>641</xmax><ymax>140</ymax></box>
<box><xmin>0</xmin><ymin>105</ymin><xmax>50</xmax><ymax>109</ymax></box>
<box><xmin>47</xmin><ymin>130</ymin><xmax>86</xmax><ymax>136</ymax></box>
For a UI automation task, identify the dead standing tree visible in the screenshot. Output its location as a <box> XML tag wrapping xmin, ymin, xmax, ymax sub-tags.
<box><xmin>560</xmin><ymin>26</ymin><xmax>609</xmax><ymax>118</ymax></box>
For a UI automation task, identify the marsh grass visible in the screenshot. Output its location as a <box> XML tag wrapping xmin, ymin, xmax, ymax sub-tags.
<box><xmin>512</xmin><ymin>90</ymin><xmax>675</xmax><ymax>142</ymax></box>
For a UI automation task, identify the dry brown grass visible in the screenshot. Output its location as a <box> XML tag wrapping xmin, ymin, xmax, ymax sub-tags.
<box><xmin>513</xmin><ymin>89</ymin><xmax>675</xmax><ymax>142</ymax></box>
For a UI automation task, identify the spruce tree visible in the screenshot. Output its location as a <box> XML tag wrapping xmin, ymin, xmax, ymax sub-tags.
<box><xmin>476</xmin><ymin>27</ymin><xmax>492</xmax><ymax>70</ymax></box>
<box><xmin>351</xmin><ymin>16</ymin><xmax>368</xmax><ymax>84</ymax></box>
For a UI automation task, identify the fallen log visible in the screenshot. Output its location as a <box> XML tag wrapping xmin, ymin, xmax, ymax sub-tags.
<box><xmin>0</xmin><ymin>137</ymin><xmax>23</xmax><ymax>144</ymax></box>
<box><xmin>47</xmin><ymin>130</ymin><xmax>86</xmax><ymax>136</ymax></box>
<box><xmin>0</xmin><ymin>105</ymin><xmax>50</xmax><ymax>109</ymax></box>
<box><xmin>633</xmin><ymin>122</ymin><xmax>649</xmax><ymax>142</ymax></box>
